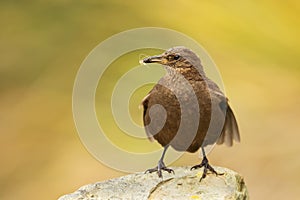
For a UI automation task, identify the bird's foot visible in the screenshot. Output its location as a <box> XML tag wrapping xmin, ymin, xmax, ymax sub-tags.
<box><xmin>145</xmin><ymin>160</ymin><xmax>174</xmax><ymax>178</ymax></box>
<box><xmin>191</xmin><ymin>156</ymin><xmax>224</xmax><ymax>181</ymax></box>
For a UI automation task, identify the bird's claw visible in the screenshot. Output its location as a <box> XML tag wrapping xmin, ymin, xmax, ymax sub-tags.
<box><xmin>191</xmin><ymin>156</ymin><xmax>224</xmax><ymax>181</ymax></box>
<box><xmin>145</xmin><ymin>161</ymin><xmax>174</xmax><ymax>178</ymax></box>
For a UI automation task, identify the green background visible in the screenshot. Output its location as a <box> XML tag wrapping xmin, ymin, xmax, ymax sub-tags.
<box><xmin>1</xmin><ymin>0</ymin><xmax>299</xmax><ymax>199</ymax></box>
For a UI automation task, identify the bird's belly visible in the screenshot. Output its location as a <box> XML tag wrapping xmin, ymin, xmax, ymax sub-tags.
<box><xmin>152</xmin><ymin>100</ymin><xmax>210</xmax><ymax>153</ymax></box>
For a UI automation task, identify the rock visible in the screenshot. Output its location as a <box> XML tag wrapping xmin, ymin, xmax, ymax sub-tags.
<box><xmin>58</xmin><ymin>166</ymin><xmax>248</xmax><ymax>200</ymax></box>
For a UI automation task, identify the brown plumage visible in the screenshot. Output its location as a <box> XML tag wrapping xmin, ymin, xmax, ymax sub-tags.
<box><xmin>142</xmin><ymin>46</ymin><xmax>240</xmax><ymax>180</ymax></box>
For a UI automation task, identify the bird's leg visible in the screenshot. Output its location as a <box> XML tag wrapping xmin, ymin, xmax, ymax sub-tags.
<box><xmin>191</xmin><ymin>147</ymin><xmax>224</xmax><ymax>181</ymax></box>
<box><xmin>145</xmin><ymin>145</ymin><xmax>174</xmax><ymax>178</ymax></box>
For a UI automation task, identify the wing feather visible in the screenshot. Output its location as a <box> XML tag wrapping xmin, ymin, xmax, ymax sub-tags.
<box><xmin>141</xmin><ymin>93</ymin><xmax>154</xmax><ymax>141</ymax></box>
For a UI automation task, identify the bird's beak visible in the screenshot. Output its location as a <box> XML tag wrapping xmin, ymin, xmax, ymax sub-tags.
<box><xmin>143</xmin><ymin>55</ymin><xmax>168</xmax><ymax>65</ymax></box>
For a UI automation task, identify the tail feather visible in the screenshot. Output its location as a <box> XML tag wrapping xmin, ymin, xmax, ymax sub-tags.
<box><xmin>217</xmin><ymin>105</ymin><xmax>240</xmax><ymax>146</ymax></box>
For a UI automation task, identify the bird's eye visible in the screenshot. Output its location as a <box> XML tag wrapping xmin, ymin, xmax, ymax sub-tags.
<box><xmin>173</xmin><ymin>55</ymin><xmax>180</xmax><ymax>60</ymax></box>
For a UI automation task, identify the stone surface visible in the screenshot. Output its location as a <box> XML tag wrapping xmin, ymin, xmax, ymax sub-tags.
<box><xmin>58</xmin><ymin>166</ymin><xmax>248</xmax><ymax>200</ymax></box>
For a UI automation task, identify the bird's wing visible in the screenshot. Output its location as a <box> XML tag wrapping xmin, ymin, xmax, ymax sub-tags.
<box><xmin>141</xmin><ymin>90</ymin><xmax>155</xmax><ymax>141</ymax></box>
<box><xmin>206</xmin><ymin>80</ymin><xmax>240</xmax><ymax>147</ymax></box>
<box><xmin>141</xmin><ymin>83</ymin><xmax>174</xmax><ymax>142</ymax></box>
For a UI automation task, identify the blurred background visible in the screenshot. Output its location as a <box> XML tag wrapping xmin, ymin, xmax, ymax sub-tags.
<box><xmin>1</xmin><ymin>0</ymin><xmax>300</xmax><ymax>199</ymax></box>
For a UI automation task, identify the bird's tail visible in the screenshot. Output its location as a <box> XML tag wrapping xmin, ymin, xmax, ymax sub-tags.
<box><xmin>217</xmin><ymin>105</ymin><xmax>240</xmax><ymax>146</ymax></box>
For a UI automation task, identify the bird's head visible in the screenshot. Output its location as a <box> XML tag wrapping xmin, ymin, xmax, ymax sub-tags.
<box><xmin>142</xmin><ymin>46</ymin><xmax>204</xmax><ymax>73</ymax></box>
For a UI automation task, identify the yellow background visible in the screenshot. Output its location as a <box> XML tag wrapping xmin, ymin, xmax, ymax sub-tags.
<box><xmin>1</xmin><ymin>0</ymin><xmax>300</xmax><ymax>199</ymax></box>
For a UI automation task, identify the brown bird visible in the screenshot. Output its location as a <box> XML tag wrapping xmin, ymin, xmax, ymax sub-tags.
<box><xmin>142</xmin><ymin>46</ymin><xmax>240</xmax><ymax>181</ymax></box>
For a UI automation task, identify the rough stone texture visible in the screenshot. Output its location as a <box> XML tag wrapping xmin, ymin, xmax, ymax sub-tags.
<box><xmin>58</xmin><ymin>166</ymin><xmax>248</xmax><ymax>200</ymax></box>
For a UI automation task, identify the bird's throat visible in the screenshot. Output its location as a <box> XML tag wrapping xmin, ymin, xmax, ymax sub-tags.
<box><xmin>166</xmin><ymin>66</ymin><xmax>205</xmax><ymax>81</ymax></box>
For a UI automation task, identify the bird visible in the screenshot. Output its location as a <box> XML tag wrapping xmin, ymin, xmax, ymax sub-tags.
<box><xmin>141</xmin><ymin>46</ymin><xmax>240</xmax><ymax>181</ymax></box>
